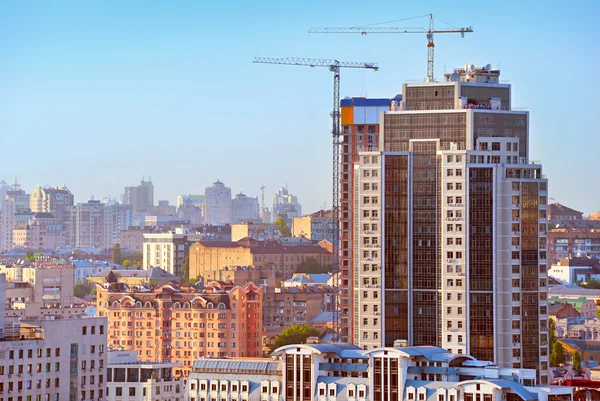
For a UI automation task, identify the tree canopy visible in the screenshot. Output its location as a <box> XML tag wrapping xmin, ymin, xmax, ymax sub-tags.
<box><xmin>573</xmin><ymin>351</ymin><xmax>582</xmax><ymax>370</ymax></box>
<box><xmin>271</xmin><ymin>324</ymin><xmax>321</xmax><ymax>352</ymax></box>
<box><xmin>578</xmin><ymin>278</ymin><xmax>600</xmax><ymax>289</ymax></box>
<box><xmin>275</xmin><ymin>218</ymin><xmax>292</xmax><ymax>237</ymax></box>
<box><xmin>295</xmin><ymin>258</ymin><xmax>331</xmax><ymax>274</ymax></box>
<box><xmin>74</xmin><ymin>280</ymin><xmax>94</xmax><ymax>298</ymax></box>
<box><xmin>112</xmin><ymin>243</ymin><xmax>123</xmax><ymax>265</ymax></box>
<box><xmin>550</xmin><ymin>341</ymin><xmax>565</xmax><ymax>366</ymax></box>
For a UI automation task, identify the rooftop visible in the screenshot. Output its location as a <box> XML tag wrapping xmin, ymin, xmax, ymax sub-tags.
<box><xmin>550</xmin><ymin>203</ymin><xmax>584</xmax><ymax>219</ymax></box>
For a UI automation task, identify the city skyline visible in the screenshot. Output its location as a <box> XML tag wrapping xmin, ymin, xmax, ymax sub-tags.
<box><xmin>1</xmin><ymin>1</ymin><xmax>599</xmax><ymax>214</ymax></box>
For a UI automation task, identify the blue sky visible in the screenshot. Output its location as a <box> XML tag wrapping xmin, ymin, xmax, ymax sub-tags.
<box><xmin>1</xmin><ymin>0</ymin><xmax>599</xmax><ymax>214</ymax></box>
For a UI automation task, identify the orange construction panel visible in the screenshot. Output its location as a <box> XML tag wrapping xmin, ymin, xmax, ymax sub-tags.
<box><xmin>341</xmin><ymin>106</ymin><xmax>353</xmax><ymax>125</ymax></box>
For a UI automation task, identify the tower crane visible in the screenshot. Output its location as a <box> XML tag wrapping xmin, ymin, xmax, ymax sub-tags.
<box><xmin>253</xmin><ymin>57</ymin><xmax>379</xmax><ymax>341</ymax></box>
<box><xmin>309</xmin><ymin>14</ymin><xmax>472</xmax><ymax>82</ymax></box>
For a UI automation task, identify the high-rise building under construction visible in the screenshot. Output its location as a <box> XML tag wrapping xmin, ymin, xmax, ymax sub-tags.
<box><xmin>342</xmin><ymin>64</ymin><xmax>549</xmax><ymax>383</ymax></box>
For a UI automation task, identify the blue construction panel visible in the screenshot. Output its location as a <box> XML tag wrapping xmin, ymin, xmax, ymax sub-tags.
<box><xmin>377</xmin><ymin>106</ymin><xmax>389</xmax><ymax>116</ymax></box>
<box><xmin>353</xmin><ymin>106</ymin><xmax>366</xmax><ymax>124</ymax></box>
<box><xmin>353</xmin><ymin>98</ymin><xmax>390</xmax><ymax>107</ymax></box>
<box><xmin>365</xmin><ymin>107</ymin><xmax>379</xmax><ymax>124</ymax></box>
<box><xmin>340</xmin><ymin>98</ymin><xmax>352</xmax><ymax>107</ymax></box>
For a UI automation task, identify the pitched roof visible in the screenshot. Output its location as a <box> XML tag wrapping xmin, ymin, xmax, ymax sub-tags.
<box><xmin>558</xmin><ymin>338</ymin><xmax>600</xmax><ymax>353</ymax></box>
<box><xmin>549</xmin><ymin>203</ymin><xmax>584</xmax><ymax>218</ymax></box>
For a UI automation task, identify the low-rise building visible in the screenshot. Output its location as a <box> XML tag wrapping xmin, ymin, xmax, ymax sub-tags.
<box><xmin>262</xmin><ymin>286</ymin><xmax>333</xmax><ymax>332</ymax></box>
<box><xmin>282</xmin><ymin>273</ymin><xmax>332</xmax><ymax>288</ymax></box>
<box><xmin>96</xmin><ymin>281</ymin><xmax>263</xmax><ymax>379</ymax></box>
<box><xmin>202</xmin><ymin>266</ymin><xmax>276</xmax><ymax>289</ymax></box>
<box><xmin>107</xmin><ymin>349</ymin><xmax>183</xmax><ymax>401</ymax></box>
<box><xmin>558</xmin><ymin>338</ymin><xmax>600</xmax><ymax>369</ymax></box>
<box><xmin>549</xmin><ymin>224</ymin><xmax>600</xmax><ymax>263</ymax></box>
<box><xmin>549</xmin><ymin>303</ymin><xmax>581</xmax><ymax>320</ymax></box>
<box><xmin>555</xmin><ymin>317</ymin><xmax>600</xmax><ymax>340</ymax></box>
<box><xmin>549</xmin><ymin>257</ymin><xmax>600</xmax><ymax>285</ymax></box>
<box><xmin>189</xmin><ymin>238</ymin><xmax>331</xmax><ymax>280</ymax></box>
<box><xmin>549</xmin><ymin>297</ymin><xmax>597</xmax><ymax>318</ymax></box>
<box><xmin>88</xmin><ymin>267</ymin><xmax>180</xmax><ymax>287</ymax></box>
<box><xmin>74</xmin><ymin>260</ymin><xmax>123</xmax><ymax>284</ymax></box>
<box><xmin>292</xmin><ymin>210</ymin><xmax>335</xmax><ymax>243</ymax></box>
<box><xmin>550</xmin><ymin>203</ymin><xmax>584</xmax><ymax>221</ymax></box>
<box><xmin>185</xmin><ymin>344</ymin><xmax>573</xmax><ymax>401</ymax></box>
<box><xmin>231</xmin><ymin>222</ymin><xmax>280</xmax><ymax>242</ymax></box>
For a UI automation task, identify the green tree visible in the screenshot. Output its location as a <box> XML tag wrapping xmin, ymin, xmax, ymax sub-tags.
<box><xmin>295</xmin><ymin>258</ymin><xmax>331</xmax><ymax>274</ymax></box>
<box><xmin>25</xmin><ymin>250</ymin><xmax>35</xmax><ymax>262</ymax></box>
<box><xmin>122</xmin><ymin>260</ymin><xmax>134</xmax><ymax>267</ymax></box>
<box><xmin>275</xmin><ymin>218</ymin><xmax>292</xmax><ymax>237</ymax></box>
<box><xmin>112</xmin><ymin>243</ymin><xmax>123</xmax><ymax>265</ymax></box>
<box><xmin>550</xmin><ymin>341</ymin><xmax>565</xmax><ymax>366</ymax></box>
<box><xmin>573</xmin><ymin>351</ymin><xmax>582</xmax><ymax>370</ymax></box>
<box><xmin>579</xmin><ymin>278</ymin><xmax>600</xmax><ymax>289</ymax></box>
<box><xmin>181</xmin><ymin>254</ymin><xmax>190</xmax><ymax>283</ymax></box>
<box><xmin>271</xmin><ymin>324</ymin><xmax>321</xmax><ymax>352</ymax></box>
<box><xmin>549</xmin><ymin>318</ymin><xmax>556</xmax><ymax>349</ymax></box>
<box><xmin>74</xmin><ymin>279</ymin><xmax>93</xmax><ymax>298</ymax></box>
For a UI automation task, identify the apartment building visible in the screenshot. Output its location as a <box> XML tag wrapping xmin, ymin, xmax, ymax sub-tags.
<box><xmin>231</xmin><ymin>193</ymin><xmax>261</xmax><ymax>224</ymax></box>
<box><xmin>231</xmin><ymin>222</ymin><xmax>280</xmax><ymax>242</ymax></box>
<box><xmin>188</xmin><ymin>238</ymin><xmax>332</xmax><ymax>280</ymax></box>
<box><xmin>549</xmin><ymin>222</ymin><xmax>600</xmax><ymax>263</ymax></box>
<box><xmin>124</xmin><ymin>179</ymin><xmax>154</xmax><ymax>213</ymax></box>
<box><xmin>143</xmin><ymin>229</ymin><xmax>203</xmax><ymax>275</ymax></box>
<box><xmin>262</xmin><ymin>286</ymin><xmax>333</xmax><ymax>331</ymax></box>
<box><xmin>347</xmin><ymin>64</ymin><xmax>551</xmax><ymax>383</ymax></box>
<box><xmin>95</xmin><ymin>281</ymin><xmax>263</xmax><ymax>379</ymax></box>
<box><xmin>0</xmin><ymin>316</ymin><xmax>108</xmax><ymax>401</ymax></box>
<box><xmin>0</xmin><ymin>185</ymin><xmax>30</xmax><ymax>252</ymax></box>
<box><xmin>292</xmin><ymin>210</ymin><xmax>335</xmax><ymax>243</ymax></box>
<box><xmin>107</xmin><ymin>349</ymin><xmax>183</xmax><ymax>401</ymax></box>
<box><xmin>120</xmin><ymin>227</ymin><xmax>154</xmax><ymax>253</ymax></box>
<box><xmin>271</xmin><ymin>187</ymin><xmax>301</xmax><ymax>225</ymax></box>
<box><xmin>12</xmin><ymin>219</ymin><xmax>66</xmax><ymax>251</ymax></box>
<box><xmin>70</xmin><ymin>200</ymin><xmax>132</xmax><ymax>249</ymax></box>
<box><xmin>185</xmin><ymin>343</ymin><xmax>573</xmax><ymax>401</ymax></box>
<box><xmin>204</xmin><ymin>180</ymin><xmax>232</xmax><ymax>225</ymax></box>
<box><xmin>339</xmin><ymin>96</ymin><xmax>401</xmax><ymax>343</ymax></box>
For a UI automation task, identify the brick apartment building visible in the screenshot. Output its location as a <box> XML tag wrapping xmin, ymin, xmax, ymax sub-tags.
<box><xmin>95</xmin><ymin>281</ymin><xmax>262</xmax><ymax>379</ymax></box>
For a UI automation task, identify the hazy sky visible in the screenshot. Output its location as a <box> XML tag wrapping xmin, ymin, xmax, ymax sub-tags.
<box><xmin>1</xmin><ymin>0</ymin><xmax>599</xmax><ymax>214</ymax></box>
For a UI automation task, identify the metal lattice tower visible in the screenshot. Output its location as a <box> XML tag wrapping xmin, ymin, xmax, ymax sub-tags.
<box><xmin>253</xmin><ymin>57</ymin><xmax>379</xmax><ymax>341</ymax></box>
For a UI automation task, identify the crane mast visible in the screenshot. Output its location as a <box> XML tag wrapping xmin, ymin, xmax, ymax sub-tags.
<box><xmin>253</xmin><ymin>57</ymin><xmax>379</xmax><ymax>341</ymax></box>
<box><xmin>309</xmin><ymin>14</ymin><xmax>473</xmax><ymax>82</ymax></box>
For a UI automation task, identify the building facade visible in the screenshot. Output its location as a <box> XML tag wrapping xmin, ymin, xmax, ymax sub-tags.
<box><xmin>231</xmin><ymin>193</ymin><xmax>261</xmax><ymax>224</ymax></box>
<box><xmin>107</xmin><ymin>349</ymin><xmax>183</xmax><ymax>401</ymax></box>
<box><xmin>292</xmin><ymin>210</ymin><xmax>335</xmax><ymax>243</ymax></box>
<box><xmin>0</xmin><ymin>185</ymin><xmax>30</xmax><ymax>252</ymax></box>
<box><xmin>124</xmin><ymin>179</ymin><xmax>154</xmax><ymax>212</ymax></box>
<box><xmin>70</xmin><ymin>201</ymin><xmax>132</xmax><ymax>249</ymax></box>
<box><xmin>185</xmin><ymin>344</ymin><xmax>573</xmax><ymax>401</ymax></box>
<box><xmin>0</xmin><ymin>317</ymin><xmax>108</xmax><ymax>401</ymax></box>
<box><xmin>204</xmin><ymin>180</ymin><xmax>232</xmax><ymax>225</ymax></box>
<box><xmin>345</xmin><ymin>65</ymin><xmax>551</xmax><ymax>383</ymax></box>
<box><xmin>231</xmin><ymin>223</ymin><xmax>280</xmax><ymax>242</ymax></box>
<box><xmin>143</xmin><ymin>230</ymin><xmax>203</xmax><ymax>275</ymax></box>
<box><xmin>188</xmin><ymin>238</ymin><xmax>332</xmax><ymax>280</ymax></box>
<box><xmin>96</xmin><ymin>282</ymin><xmax>263</xmax><ymax>379</ymax></box>
<box><xmin>549</xmin><ymin>227</ymin><xmax>600</xmax><ymax>264</ymax></box>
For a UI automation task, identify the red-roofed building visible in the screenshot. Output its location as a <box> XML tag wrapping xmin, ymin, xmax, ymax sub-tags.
<box><xmin>189</xmin><ymin>238</ymin><xmax>332</xmax><ymax>279</ymax></box>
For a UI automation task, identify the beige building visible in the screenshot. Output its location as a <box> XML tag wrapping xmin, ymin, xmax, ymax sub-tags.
<box><xmin>0</xmin><ymin>263</ymin><xmax>76</xmax><ymax>308</ymax></box>
<box><xmin>120</xmin><ymin>227</ymin><xmax>153</xmax><ymax>253</ymax></box>
<box><xmin>348</xmin><ymin>64</ymin><xmax>550</xmax><ymax>383</ymax></box>
<box><xmin>292</xmin><ymin>210</ymin><xmax>335</xmax><ymax>243</ymax></box>
<box><xmin>12</xmin><ymin>220</ymin><xmax>66</xmax><ymax>251</ymax></box>
<box><xmin>107</xmin><ymin>350</ymin><xmax>182</xmax><ymax>401</ymax></box>
<box><xmin>189</xmin><ymin>238</ymin><xmax>332</xmax><ymax>280</ymax></box>
<box><xmin>203</xmin><ymin>266</ymin><xmax>277</xmax><ymax>288</ymax></box>
<box><xmin>231</xmin><ymin>222</ymin><xmax>280</xmax><ymax>242</ymax></box>
<box><xmin>0</xmin><ymin>316</ymin><xmax>108</xmax><ymax>401</ymax></box>
<box><xmin>0</xmin><ymin>185</ymin><xmax>30</xmax><ymax>252</ymax></box>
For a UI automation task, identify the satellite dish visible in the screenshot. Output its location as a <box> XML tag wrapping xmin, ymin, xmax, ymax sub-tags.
<box><xmin>450</xmin><ymin>73</ymin><xmax>460</xmax><ymax>82</ymax></box>
<box><xmin>85</xmin><ymin>306</ymin><xmax>97</xmax><ymax>317</ymax></box>
<box><xmin>485</xmin><ymin>64</ymin><xmax>492</xmax><ymax>71</ymax></box>
<box><xmin>470</xmin><ymin>64</ymin><xmax>476</xmax><ymax>72</ymax></box>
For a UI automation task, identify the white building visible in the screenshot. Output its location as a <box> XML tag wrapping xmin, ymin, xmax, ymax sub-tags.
<box><xmin>204</xmin><ymin>180</ymin><xmax>232</xmax><ymax>225</ymax></box>
<box><xmin>143</xmin><ymin>229</ymin><xmax>203</xmax><ymax>275</ymax></box>
<box><xmin>185</xmin><ymin>344</ymin><xmax>573</xmax><ymax>401</ymax></box>
<box><xmin>0</xmin><ymin>185</ymin><xmax>30</xmax><ymax>252</ymax></box>
<box><xmin>231</xmin><ymin>192</ymin><xmax>261</xmax><ymax>223</ymax></box>
<box><xmin>107</xmin><ymin>349</ymin><xmax>183</xmax><ymax>401</ymax></box>
<box><xmin>271</xmin><ymin>187</ymin><xmax>301</xmax><ymax>225</ymax></box>
<box><xmin>548</xmin><ymin>257</ymin><xmax>600</xmax><ymax>285</ymax></box>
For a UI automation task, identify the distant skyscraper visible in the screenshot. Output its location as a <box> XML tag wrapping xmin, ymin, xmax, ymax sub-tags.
<box><xmin>124</xmin><ymin>178</ymin><xmax>154</xmax><ymax>212</ymax></box>
<box><xmin>0</xmin><ymin>184</ymin><xmax>30</xmax><ymax>252</ymax></box>
<box><xmin>231</xmin><ymin>192</ymin><xmax>260</xmax><ymax>223</ymax></box>
<box><xmin>0</xmin><ymin>181</ymin><xmax>12</xmax><ymax>212</ymax></box>
<box><xmin>348</xmin><ymin>64</ymin><xmax>550</xmax><ymax>383</ymax></box>
<box><xmin>271</xmin><ymin>187</ymin><xmax>301</xmax><ymax>225</ymax></box>
<box><xmin>204</xmin><ymin>180</ymin><xmax>232</xmax><ymax>225</ymax></box>
<box><xmin>30</xmin><ymin>184</ymin><xmax>74</xmax><ymax>223</ymax></box>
